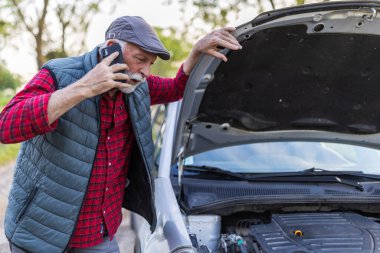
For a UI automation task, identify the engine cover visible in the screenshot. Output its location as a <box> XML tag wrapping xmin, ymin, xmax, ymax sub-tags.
<box><xmin>250</xmin><ymin>212</ymin><xmax>380</xmax><ymax>253</ymax></box>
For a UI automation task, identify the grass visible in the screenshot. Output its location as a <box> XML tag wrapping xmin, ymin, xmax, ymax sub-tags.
<box><xmin>0</xmin><ymin>95</ymin><xmax>20</xmax><ymax>165</ymax></box>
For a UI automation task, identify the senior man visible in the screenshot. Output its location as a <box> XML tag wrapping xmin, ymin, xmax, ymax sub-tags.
<box><xmin>0</xmin><ymin>16</ymin><xmax>241</xmax><ymax>253</ymax></box>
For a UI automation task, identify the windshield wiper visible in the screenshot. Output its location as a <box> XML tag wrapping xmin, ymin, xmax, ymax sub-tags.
<box><xmin>301</xmin><ymin>167</ymin><xmax>380</xmax><ymax>180</ymax></box>
<box><xmin>183</xmin><ymin>165</ymin><xmax>367</xmax><ymax>191</ymax></box>
<box><xmin>184</xmin><ymin>165</ymin><xmax>249</xmax><ymax>181</ymax></box>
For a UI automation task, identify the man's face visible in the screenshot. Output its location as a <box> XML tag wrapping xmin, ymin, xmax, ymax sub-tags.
<box><xmin>122</xmin><ymin>42</ymin><xmax>157</xmax><ymax>86</ymax></box>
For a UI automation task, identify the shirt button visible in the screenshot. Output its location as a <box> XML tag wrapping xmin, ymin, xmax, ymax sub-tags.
<box><xmin>107</xmin><ymin>136</ymin><xmax>111</xmax><ymax>140</ymax></box>
<box><xmin>106</xmin><ymin>187</ymin><xmax>109</xmax><ymax>191</ymax></box>
<box><xmin>108</xmin><ymin>162</ymin><xmax>111</xmax><ymax>166</ymax></box>
<box><xmin>103</xmin><ymin>210</ymin><xmax>106</xmax><ymax>214</ymax></box>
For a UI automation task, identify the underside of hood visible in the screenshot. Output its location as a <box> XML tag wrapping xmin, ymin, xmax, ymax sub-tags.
<box><xmin>199</xmin><ymin>24</ymin><xmax>380</xmax><ymax>134</ymax></box>
<box><xmin>174</xmin><ymin>1</ymin><xmax>380</xmax><ymax>158</ymax></box>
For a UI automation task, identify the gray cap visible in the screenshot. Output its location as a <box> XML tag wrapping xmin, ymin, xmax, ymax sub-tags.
<box><xmin>105</xmin><ymin>16</ymin><xmax>170</xmax><ymax>60</ymax></box>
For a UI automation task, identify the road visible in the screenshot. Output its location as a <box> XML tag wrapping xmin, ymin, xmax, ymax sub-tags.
<box><xmin>0</xmin><ymin>161</ymin><xmax>135</xmax><ymax>253</ymax></box>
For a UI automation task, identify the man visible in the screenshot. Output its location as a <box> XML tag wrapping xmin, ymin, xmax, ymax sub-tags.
<box><xmin>0</xmin><ymin>16</ymin><xmax>241</xmax><ymax>253</ymax></box>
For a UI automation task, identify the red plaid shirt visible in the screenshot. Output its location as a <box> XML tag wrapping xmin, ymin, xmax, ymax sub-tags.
<box><xmin>0</xmin><ymin>66</ymin><xmax>189</xmax><ymax>248</ymax></box>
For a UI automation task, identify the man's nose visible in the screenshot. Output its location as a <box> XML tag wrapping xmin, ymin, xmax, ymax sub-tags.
<box><xmin>140</xmin><ymin>64</ymin><xmax>150</xmax><ymax>78</ymax></box>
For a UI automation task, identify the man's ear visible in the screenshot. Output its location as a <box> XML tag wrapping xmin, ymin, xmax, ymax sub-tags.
<box><xmin>106</xmin><ymin>40</ymin><xmax>116</xmax><ymax>46</ymax></box>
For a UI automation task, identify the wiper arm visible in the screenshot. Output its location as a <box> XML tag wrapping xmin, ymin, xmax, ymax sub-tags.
<box><xmin>184</xmin><ymin>165</ymin><xmax>365</xmax><ymax>191</ymax></box>
<box><xmin>183</xmin><ymin>165</ymin><xmax>248</xmax><ymax>181</ymax></box>
<box><xmin>301</xmin><ymin>167</ymin><xmax>380</xmax><ymax>180</ymax></box>
<box><xmin>249</xmin><ymin>167</ymin><xmax>380</xmax><ymax>181</ymax></box>
<box><xmin>334</xmin><ymin>176</ymin><xmax>364</xmax><ymax>191</ymax></box>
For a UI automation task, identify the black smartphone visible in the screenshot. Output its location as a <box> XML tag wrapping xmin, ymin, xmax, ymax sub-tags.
<box><xmin>100</xmin><ymin>43</ymin><xmax>126</xmax><ymax>83</ymax></box>
<box><xmin>100</xmin><ymin>43</ymin><xmax>124</xmax><ymax>65</ymax></box>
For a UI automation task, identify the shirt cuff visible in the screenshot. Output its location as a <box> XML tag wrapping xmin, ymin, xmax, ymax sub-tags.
<box><xmin>176</xmin><ymin>64</ymin><xmax>190</xmax><ymax>80</ymax></box>
<box><xmin>40</xmin><ymin>93</ymin><xmax>58</xmax><ymax>131</ymax></box>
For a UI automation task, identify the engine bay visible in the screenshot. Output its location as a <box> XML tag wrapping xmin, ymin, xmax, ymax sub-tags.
<box><xmin>186</xmin><ymin>212</ymin><xmax>380</xmax><ymax>253</ymax></box>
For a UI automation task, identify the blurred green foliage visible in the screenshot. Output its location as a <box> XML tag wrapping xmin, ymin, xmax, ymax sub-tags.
<box><xmin>0</xmin><ymin>64</ymin><xmax>20</xmax><ymax>91</ymax></box>
<box><xmin>45</xmin><ymin>50</ymin><xmax>68</xmax><ymax>61</ymax></box>
<box><xmin>0</xmin><ymin>95</ymin><xmax>12</xmax><ymax>110</ymax></box>
<box><xmin>151</xmin><ymin>27</ymin><xmax>192</xmax><ymax>77</ymax></box>
<box><xmin>0</xmin><ymin>19</ymin><xmax>11</xmax><ymax>41</ymax></box>
<box><xmin>297</xmin><ymin>0</ymin><xmax>306</xmax><ymax>5</ymax></box>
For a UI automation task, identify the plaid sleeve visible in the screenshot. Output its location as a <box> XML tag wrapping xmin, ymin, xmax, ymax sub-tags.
<box><xmin>148</xmin><ymin>64</ymin><xmax>189</xmax><ymax>105</ymax></box>
<box><xmin>0</xmin><ymin>69</ymin><xmax>58</xmax><ymax>144</ymax></box>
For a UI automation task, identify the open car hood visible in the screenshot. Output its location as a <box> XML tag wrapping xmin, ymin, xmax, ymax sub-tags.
<box><xmin>174</xmin><ymin>1</ymin><xmax>380</xmax><ymax>160</ymax></box>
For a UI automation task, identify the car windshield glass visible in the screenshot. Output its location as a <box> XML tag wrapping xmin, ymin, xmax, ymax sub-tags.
<box><xmin>183</xmin><ymin>142</ymin><xmax>380</xmax><ymax>174</ymax></box>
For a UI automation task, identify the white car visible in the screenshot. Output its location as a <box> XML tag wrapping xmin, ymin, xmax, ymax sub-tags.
<box><xmin>133</xmin><ymin>1</ymin><xmax>380</xmax><ymax>252</ymax></box>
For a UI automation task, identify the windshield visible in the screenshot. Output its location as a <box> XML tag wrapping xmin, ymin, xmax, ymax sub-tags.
<box><xmin>184</xmin><ymin>142</ymin><xmax>380</xmax><ymax>174</ymax></box>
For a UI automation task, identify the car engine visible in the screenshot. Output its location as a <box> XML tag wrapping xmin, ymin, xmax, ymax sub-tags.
<box><xmin>186</xmin><ymin>212</ymin><xmax>380</xmax><ymax>253</ymax></box>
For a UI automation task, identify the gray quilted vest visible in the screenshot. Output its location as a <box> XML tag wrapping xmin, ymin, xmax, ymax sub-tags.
<box><xmin>4</xmin><ymin>47</ymin><xmax>156</xmax><ymax>253</ymax></box>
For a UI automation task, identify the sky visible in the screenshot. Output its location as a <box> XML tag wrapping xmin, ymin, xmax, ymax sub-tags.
<box><xmin>2</xmin><ymin>0</ymin><xmax>260</xmax><ymax>81</ymax></box>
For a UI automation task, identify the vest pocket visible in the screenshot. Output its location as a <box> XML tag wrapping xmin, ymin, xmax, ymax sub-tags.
<box><xmin>15</xmin><ymin>186</ymin><xmax>38</xmax><ymax>223</ymax></box>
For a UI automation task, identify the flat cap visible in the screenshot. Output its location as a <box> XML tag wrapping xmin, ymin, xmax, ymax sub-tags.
<box><xmin>105</xmin><ymin>16</ymin><xmax>170</xmax><ymax>60</ymax></box>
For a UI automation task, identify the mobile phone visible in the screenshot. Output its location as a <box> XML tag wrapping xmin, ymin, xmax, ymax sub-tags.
<box><xmin>100</xmin><ymin>43</ymin><xmax>124</xmax><ymax>65</ymax></box>
<box><xmin>100</xmin><ymin>43</ymin><xmax>126</xmax><ymax>83</ymax></box>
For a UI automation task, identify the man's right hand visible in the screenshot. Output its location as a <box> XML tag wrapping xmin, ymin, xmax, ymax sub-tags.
<box><xmin>77</xmin><ymin>51</ymin><xmax>132</xmax><ymax>98</ymax></box>
<box><xmin>47</xmin><ymin>51</ymin><xmax>133</xmax><ymax>125</ymax></box>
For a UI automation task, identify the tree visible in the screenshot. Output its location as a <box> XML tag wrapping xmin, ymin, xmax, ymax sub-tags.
<box><xmin>2</xmin><ymin>0</ymin><xmax>118</xmax><ymax>69</ymax></box>
<box><xmin>167</xmin><ymin>0</ymin><xmax>320</xmax><ymax>40</ymax></box>
<box><xmin>52</xmin><ymin>1</ymin><xmax>105</xmax><ymax>58</ymax></box>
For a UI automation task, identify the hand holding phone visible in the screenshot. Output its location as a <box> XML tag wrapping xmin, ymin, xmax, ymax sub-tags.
<box><xmin>100</xmin><ymin>43</ymin><xmax>128</xmax><ymax>83</ymax></box>
<box><xmin>100</xmin><ymin>43</ymin><xmax>145</xmax><ymax>86</ymax></box>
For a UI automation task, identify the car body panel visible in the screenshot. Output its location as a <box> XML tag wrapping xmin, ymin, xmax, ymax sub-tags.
<box><xmin>133</xmin><ymin>103</ymin><xmax>194</xmax><ymax>253</ymax></box>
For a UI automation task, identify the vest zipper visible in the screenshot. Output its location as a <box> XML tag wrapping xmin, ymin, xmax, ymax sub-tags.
<box><xmin>127</xmin><ymin>95</ymin><xmax>157</xmax><ymax>232</ymax></box>
<box><xmin>15</xmin><ymin>186</ymin><xmax>38</xmax><ymax>223</ymax></box>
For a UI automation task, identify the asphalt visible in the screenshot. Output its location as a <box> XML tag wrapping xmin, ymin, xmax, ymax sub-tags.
<box><xmin>0</xmin><ymin>161</ymin><xmax>136</xmax><ymax>253</ymax></box>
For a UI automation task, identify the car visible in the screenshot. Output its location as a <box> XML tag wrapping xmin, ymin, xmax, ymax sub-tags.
<box><xmin>132</xmin><ymin>1</ymin><xmax>380</xmax><ymax>252</ymax></box>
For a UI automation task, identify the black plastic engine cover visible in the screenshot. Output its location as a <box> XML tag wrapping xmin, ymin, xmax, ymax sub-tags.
<box><xmin>250</xmin><ymin>212</ymin><xmax>380</xmax><ymax>253</ymax></box>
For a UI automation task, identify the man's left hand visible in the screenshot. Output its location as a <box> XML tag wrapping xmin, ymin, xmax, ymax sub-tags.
<box><xmin>183</xmin><ymin>27</ymin><xmax>242</xmax><ymax>75</ymax></box>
